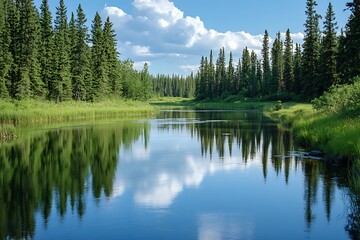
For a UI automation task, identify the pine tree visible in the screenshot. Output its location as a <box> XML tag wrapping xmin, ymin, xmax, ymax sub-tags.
<box><xmin>39</xmin><ymin>0</ymin><xmax>54</xmax><ymax>98</ymax></box>
<box><xmin>7</xmin><ymin>0</ymin><xmax>19</xmax><ymax>98</ymax></box>
<box><xmin>71</xmin><ymin>5</ymin><xmax>90</xmax><ymax>100</ymax></box>
<box><xmin>262</xmin><ymin>30</ymin><xmax>271</xmax><ymax>96</ymax></box>
<box><xmin>271</xmin><ymin>32</ymin><xmax>283</xmax><ymax>93</ymax></box>
<box><xmin>90</xmin><ymin>12</ymin><xmax>108</xmax><ymax>101</ymax></box>
<box><xmin>338</xmin><ymin>0</ymin><xmax>360</xmax><ymax>82</ymax></box>
<box><xmin>283</xmin><ymin>29</ymin><xmax>294</xmax><ymax>93</ymax></box>
<box><xmin>103</xmin><ymin>17</ymin><xmax>121</xmax><ymax>96</ymax></box>
<box><xmin>302</xmin><ymin>0</ymin><xmax>321</xmax><ymax>99</ymax></box>
<box><xmin>293</xmin><ymin>43</ymin><xmax>302</xmax><ymax>95</ymax></box>
<box><xmin>54</xmin><ymin>0</ymin><xmax>71</xmax><ymax>101</ymax></box>
<box><xmin>256</xmin><ymin>60</ymin><xmax>263</xmax><ymax>96</ymax></box>
<box><xmin>319</xmin><ymin>2</ymin><xmax>338</xmax><ymax>95</ymax></box>
<box><xmin>196</xmin><ymin>56</ymin><xmax>207</xmax><ymax>99</ymax></box>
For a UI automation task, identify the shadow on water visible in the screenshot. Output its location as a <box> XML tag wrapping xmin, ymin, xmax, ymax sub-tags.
<box><xmin>0</xmin><ymin>110</ymin><xmax>358</xmax><ymax>239</ymax></box>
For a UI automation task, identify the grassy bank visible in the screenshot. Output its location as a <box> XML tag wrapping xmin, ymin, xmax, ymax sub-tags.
<box><xmin>269</xmin><ymin>104</ymin><xmax>360</xmax><ymax>161</ymax></box>
<box><xmin>0</xmin><ymin>99</ymin><xmax>157</xmax><ymax>141</ymax></box>
<box><xmin>0</xmin><ymin>99</ymin><xmax>157</xmax><ymax>124</ymax></box>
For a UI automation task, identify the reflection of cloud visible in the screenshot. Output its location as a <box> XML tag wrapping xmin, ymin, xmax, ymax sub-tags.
<box><xmin>198</xmin><ymin>213</ymin><xmax>254</xmax><ymax>240</ymax></box>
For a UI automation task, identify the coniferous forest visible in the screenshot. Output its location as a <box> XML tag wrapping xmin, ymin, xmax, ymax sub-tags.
<box><xmin>0</xmin><ymin>0</ymin><xmax>152</xmax><ymax>102</ymax></box>
<box><xmin>154</xmin><ymin>0</ymin><xmax>360</xmax><ymax>102</ymax></box>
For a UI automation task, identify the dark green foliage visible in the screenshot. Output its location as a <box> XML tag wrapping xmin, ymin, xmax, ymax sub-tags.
<box><xmin>90</xmin><ymin>12</ymin><xmax>108</xmax><ymax>101</ymax></box>
<box><xmin>39</xmin><ymin>0</ymin><xmax>54</xmax><ymax>98</ymax></box>
<box><xmin>283</xmin><ymin>29</ymin><xmax>294</xmax><ymax>93</ymax></box>
<box><xmin>227</xmin><ymin>52</ymin><xmax>234</xmax><ymax>94</ymax></box>
<box><xmin>293</xmin><ymin>44</ymin><xmax>302</xmax><ymax>95</ymax></box>
<box><xmin>262</xmin><ymin>30</ymin><xmax>271</xmax><ymax>95</ymax></box>
<box><xmin>248</xmin><ymin>50</ymin><xmax>259</xmax><ymax>97</ymax></box>
<box><xmin>241</xmin><ymin>47</ymin><xmax>251</xmax><ymax>95</ymax></box>
<box><xmin>271</xmin><ymin>32</ymin><xmax>283</xmax><ymax>93</ymax></box>
<box><xmin>152</xmin><ymin>74</ymin><xmax>195</xmax><ymax>98</ymax></box>
<box><xmin>301</xmin><ymin>0</ymin><xmax>321</xmax><ymax>99</ymax></box>
<box><xmin>338</xmin><ymin>0</ymin><xmax>360</xmax><ymax>82</ymax></box>
<box><xmin>140</xmin><ymin>63</ymin><xmax>152</xmax><ymax>100</ymax></box>
<box><xmin>71</xmin><ymin>5</ymin><xmax>90</xmax><ymax>101</ymax></box>
<box><xmin>103</xmin><ymin>17</ymin><xmax>121</xmax><ymax>96</ymax></box>
<box><xmin>53</xmin><ymin>0</ymin><xmax>71</xmax><ymax>102</ymax></box>
<box><xmin>312</xmin><ymin>76</ymin><xmax>360</xmax><ymax>114</ymax></box>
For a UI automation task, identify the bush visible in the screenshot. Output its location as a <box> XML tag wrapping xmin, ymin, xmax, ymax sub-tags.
<box><xmin>312</xmin><ymin>76</ymin><xmax>360</xmax><ymax>114</ymax></box>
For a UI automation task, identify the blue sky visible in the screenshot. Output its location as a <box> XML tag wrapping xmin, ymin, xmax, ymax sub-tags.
<box><xmin>35</xmin><ymin>0</ymin><xmax>350</xmax><ymax>75</ymax></box>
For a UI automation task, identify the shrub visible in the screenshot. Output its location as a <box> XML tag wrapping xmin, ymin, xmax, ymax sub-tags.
<box><xmin>312</xmin><ymin>76</ymin><xmax>360</xmax><ymax>114</ymax></box>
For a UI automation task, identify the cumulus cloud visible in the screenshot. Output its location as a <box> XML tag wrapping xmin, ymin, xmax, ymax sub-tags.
<box><xmin>103</xmin><ymin>0</ymin><xmax>303</xmax><ymax>74</ymax></box>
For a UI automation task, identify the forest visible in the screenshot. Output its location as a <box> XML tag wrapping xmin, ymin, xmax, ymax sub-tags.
<box><xmin>0</xmin><ymin>0</ymin><xmax>152</xmax><ymax>102</ymax></box>
<box><xmin>153</xmin><ymin>1</ymin><xmax>360</xmax><ymax>103</ymax></box>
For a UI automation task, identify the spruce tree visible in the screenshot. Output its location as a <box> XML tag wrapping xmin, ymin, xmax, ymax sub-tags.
<box><xmin>207</xmin><ymin>49</ymin><xmax>215</xmax><ymax>98</ymax></box>
<box><xmin>293</xmin><ymin>44</ymin><xmax>302</xmax><ymax>95</ymax></box>
<box><xmin>54</xmin><ymin>0</ymin><xmax>71</xmax><ymax>101</ymax></box>
<box><xmin>319</xmin><ymin>3</ymin><xmax>338</xmax><ymax>94</ymax></box>
<box><xmin>302</xmin><ymin>0</ymin><xmax>321</xmax><ymax>99</ymax></box>
<box><xmin>7</xmin><ymin>0</ymin><xmax>19</xmax><ymax>98</ymax></box>
<box><xmin>103</xmin><ymin>17</ymin><xmax>121</xmax><ymax>96</ymax></box>
<box><xmin>241</xmin><ymin>47</ymin><xmax>250</xmax><ymax>95</ymax></box>
<box><xmin>249</xmin><ymin>50</ymin><xmax>259</xmax><ymax>97</ymax></box>
<box><xmin>0</xmin><ymin>0</ymin><xmax>11</xmax><ymax>98</ymax></box>
<box><xmin>39</xmin><ymin>0</ymin><xmax>54</xmax><ymax>98</ymax></box>
<box><xmin>262</xmin><ymin>30</ymin><xmax>271</xmax><ymax>95</ymax></box>
<box><xmin>338</xmin><ymin>0</ymin><xmax>360</xmax><ymax>82</ymax></box>
<box><xmin>271</xmin><ymin>32</ymin><xmax>283</xmax><ymax>93</ymax></box>
<box><xmin>90</xmin><ymin>12</ymin><xmax>108</xmax><ymax>101</ymax></box>
<box><xmin>14</xmin><ymin>0</ymin><xmax>44</xmax><ymax>99</ymax></box>
<box><xmin>140</xmin><ymin>62</ymin><xmax>152</xmax><ymax>100</ymax></box>
<box><xmin>256</xmin><ymin>60</ymin><xmax>263</xmax><ymax>97</ymax></box>
<box><xmin>71</xmin><ymin>5</ymin><xmax>90</xmax><ymax>100</ymax></box>
<box><xmin>227</xmin><ymin>51</ymin><xmax>234</xmax><ymax>94</ymax></box>
<box><xmin>283</xmin><ymin>29</ymin><xmax>294</xmax><ymax>93</ymax></box>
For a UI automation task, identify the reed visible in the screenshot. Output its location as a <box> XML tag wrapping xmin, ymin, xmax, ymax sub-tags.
<box><xmin>0</xmin><ymin>99</ymin><xmax>157</xmax><ymax>124</ymax></box>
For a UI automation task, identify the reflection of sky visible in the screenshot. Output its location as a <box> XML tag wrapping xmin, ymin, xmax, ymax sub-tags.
<box><xmin>112</xmin><ymin>125</ymin><xmax>263</xmax><ymax>208</ymax></box>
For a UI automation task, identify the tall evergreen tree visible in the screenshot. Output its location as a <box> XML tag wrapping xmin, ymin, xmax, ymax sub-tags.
<box><xmin>39</xmin><ymin>0</ymin><xmax>54</xmax><ymax>98</ymax></box>
<box><xmin>71</xmin><ymin>5</ymin><xmax>91</xmax><ymax>100</ymax></box>
<box><xmin>103</xmin><ymin>17</ymin><xmax>121</xmax><ymax>96</ymax></box>
<box><xmin>53</xmin><ymin>0</ymin><xmax>71</xmax><ymax>102</ymax></box>
<box><xmin>234</xmin><ymin>59</ymin><xmax>241</xmax><ymax>94</ymax></box>
<box><xmin>262</xmin><ymin>30</ymin><xmax>271</xmax><ymax>95</ymax></box>
<box><xmin>227</xmin><ymin>51</ymin><xmax>234</xmax><ymax>94</ymax></box>
<box><xmin>207</xmin><ymin>50</ymin><xmax>215</xmax><ymax>98</ymax></box>
<box><xmin>319</xmin><ymin>2</ymin><xmax>338</xmax><ymax>95</ymax></box>
<box><xmin>241</xmin><ymin>47</ymin><xmax>251</xmax><ymax>94</ymax></box>
<box><xmin>283</xmin><ymin>29</ymin><xmax>294</xmax><ymax>93</ymax></box>
<box><xmin>140</xmin><ymin>62</ymin><xmax>152</xmax><ymax>100</ymax></box>
<box><xmin>90</xmin><ymin>12</ymin><xmax>108</xmax><ymax>101</ymax></box>
<box><xmin>249</xmin><ymin>50</ymin><xmax>259</xmax><ymax>97</ymax></box>
<box><xmin>338</xmin><ymin>0</ymin><xmax>360</xmax><ymax>82</ymax></box>
<box><xmin>256</xmin><ymin>60</ymin><xmax>263</xmax><ymax>96</ymax></box>
<box><xmin>14</xmin><ymin>0</ymin><xmax>44</xmax><ymax>99</ymax></box>
<box><xmin>271</xmin><ymin>32</ymin><xmax>283</xmax><ymax>93</ymax></box>
<box><xmin>302</xmin><ymin>0</ymin><xmax>321</xmax><ymax>99</ymax></box>
<box><xmin>0</xmin><ymin>0</ymin><xmax>11</xmax><ymax>98</ymax></box>
<box><xmin>293</xmin><ymin>43</ymin><xmax>302</xmax><ymax>95</ymax></box>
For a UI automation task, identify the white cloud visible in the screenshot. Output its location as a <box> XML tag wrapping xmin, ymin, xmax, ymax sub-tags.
<box><xmin>179</xmin><ymin>64</ymin><xmax>199</xmax><ymax>74</ymax></box>
<box><xmin>133</xmin><ymin>61</ymin><xmax>151</xmax><ymax>70</ymax></box>
<box><xmin>103</xmin><ymin>0</ymin><xmax>303</xmax><ymax>75</ymax></box>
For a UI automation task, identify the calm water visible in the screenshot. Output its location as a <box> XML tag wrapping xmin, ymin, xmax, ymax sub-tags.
<box><xmin>0</xmin><ymin>109</ymin><xmax>358</xmax><ymax>239</ymax></box>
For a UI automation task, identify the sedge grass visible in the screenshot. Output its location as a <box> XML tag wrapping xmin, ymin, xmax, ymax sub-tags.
<box><xmin>0</xmin><ymin>99</ymin><xmax>157</xmax><ymax>124</ymax></box>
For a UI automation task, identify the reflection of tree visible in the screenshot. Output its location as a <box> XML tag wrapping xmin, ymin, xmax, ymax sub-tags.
<box><xmin>157</xmin><ymin>110</ymin><xmax>356</xmax><ymax>233</ymax></box>
<box><xmin>0</xmin><ymin>122</ymin><xmax>149</xmax><ymax>239</ymax></box>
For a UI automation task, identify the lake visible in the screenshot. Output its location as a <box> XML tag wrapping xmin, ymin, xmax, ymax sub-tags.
<box><xmin>0</xmin><ymin>109</ymin><xmax>358</xmax><ymax>239</ymax></box>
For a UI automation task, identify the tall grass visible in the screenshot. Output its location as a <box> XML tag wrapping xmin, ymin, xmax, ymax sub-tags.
<box><xmin>269</xmin><ymin>102</ymin><xmax>360</xmax><ymax>161</ymax></box>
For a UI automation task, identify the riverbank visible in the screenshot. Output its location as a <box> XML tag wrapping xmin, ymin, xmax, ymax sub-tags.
<box><xmin>269</xmin><ymin>104</ymin><xmax>360</xmax><ymax>161</ymax></box>
<box><xmin>0</xmin><ymin>99</ymin><xmax>157</xmax><ymax>141</ymax></box>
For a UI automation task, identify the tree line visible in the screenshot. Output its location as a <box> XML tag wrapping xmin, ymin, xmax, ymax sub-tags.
<box><xmin>195</xmin><ymin>0</ymin><xmax>360</xmax><ymax>101</ymax></box>
<box><xmin>0</xmin><ymin>0</ymin><xmax>152</xmax><ymax>102</ymax></box>
<box><xmin>152</xmin><ymin>73</ymin><xmax>196</xmax><ymax>98</ymax></box>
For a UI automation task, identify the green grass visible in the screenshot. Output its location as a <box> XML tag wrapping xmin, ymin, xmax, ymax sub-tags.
<box><xmin>269</xmin><ymin>103</ymin><xmax>360</xmax><ymax>160</ymax></box>
<box><xmin>0</xmin><ymin>124</ymin><xmax>18</xmax><ymax>142</ymax></box>
<box><xmin>0</xmin><ymin>99</ymin><xmax>157</xmax><ymax>124</ymax></box>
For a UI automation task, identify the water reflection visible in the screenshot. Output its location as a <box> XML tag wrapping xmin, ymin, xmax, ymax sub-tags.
<box><xmin>0</xmin><ymin>110</ymin><xmax>358</xmax><ymax>239</ymax></box>
<box><xmin>0</xmin><ymin>122</ymin><xmax>149</xmax><ymax>239</ymax></box>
